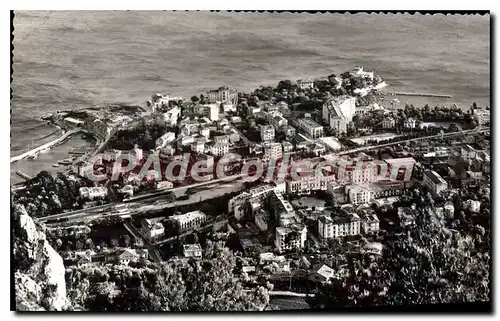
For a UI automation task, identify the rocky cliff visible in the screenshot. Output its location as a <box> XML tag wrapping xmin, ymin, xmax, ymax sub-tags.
<box><xmin>12</xmin><ymin>204</ymin><xmax>68</xmax><ymax>311</ymax></box>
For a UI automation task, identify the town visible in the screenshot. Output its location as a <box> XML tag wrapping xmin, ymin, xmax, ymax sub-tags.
<box><xmin>12</xmin><ymin>66</ymin><xmax>491</xmax><ymax>311</ymax></box>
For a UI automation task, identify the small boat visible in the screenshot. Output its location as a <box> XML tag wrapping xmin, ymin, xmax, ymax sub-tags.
<box><xmin>52</xmin><ymin>164</ymin><xmax>60</xmax><ymax>168</ymax></box>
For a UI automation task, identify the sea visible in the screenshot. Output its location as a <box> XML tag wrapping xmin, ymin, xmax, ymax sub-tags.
<box><xmin>11</xmin><ymin>11</ymin><xmax>490</xmax><ymax>182</ymax></box>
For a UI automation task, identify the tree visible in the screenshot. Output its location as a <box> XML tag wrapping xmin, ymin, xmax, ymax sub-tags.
<box><xmin>109</xmin><ymin>239</ymin><xmax>119</xmax><ymax>248</ymax></box>
<box><xmin>190</xmin><ymin>95</ymin><xmax>199</xmax><ymax>103</ymax></box>
<box><xmin>85</xmin><ymin>238</ymin><xmax>94</xmax><ymax>250</ymax></box>
<box><xmin>99</xmin><ymin>240</ymin><xmax>269</xmax><ymax>312</ymax></box>
<box><xmin>313</xmin><ymin>203</ymin><xmax>490</xmax><ymax>308</ymax></box>
<box><xmin>277</xmin><ymin>80</ymin><xmax>293</xmax><ymax>91</ymax></box>
<box><xmin>121</xmin><ymin>235</ymin><xmax>131</xmax><ymax>248</ymax></box>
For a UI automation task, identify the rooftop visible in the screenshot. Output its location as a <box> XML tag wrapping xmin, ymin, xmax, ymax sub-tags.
<box><xmin>171</xmin><ymin>210</ymin><xmax>206</xmax><ymax>223</ymax></box>
<box><xmin>319</xmin><ymin>215</ymin><xmax>333</xmax><ymax>224</ymax></box>
<box><xmin>269</xmin><ymin>296</ymin><xmax>311</xmax><ymax>310</ymax></box>
<box><xmin>183</xmin><ymin>244</ymin><xmax>202</xmax><ymax>252</ymax></box>
<box><xmin>314</xmin><ymin>264</ymin><xmax>335</xmax><ymax>279</ymax></box>
<box><xmin>385</xmin><ymin>157</ymin><xmax>416</xmax><ymax>164</ymax></box>
<box><xmin>296</xmin><ymin>117</ymin><xmax>323</xmax><ymax>128</ymax></box>
<box><xmin>424</xmin><ymin>170</ymin><xmax>447</xmax><ymax>186</ymax></box>
<box><xmin>332</xmin><ymin>213</ymin><xmax>360</xmax><ymax>224</ymax></box>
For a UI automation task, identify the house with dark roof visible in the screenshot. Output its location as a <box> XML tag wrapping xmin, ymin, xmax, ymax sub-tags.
<box><xmin>422</xmin><ymin>170</ymin><xmax>448</xmax><ymax>196</ymax></box>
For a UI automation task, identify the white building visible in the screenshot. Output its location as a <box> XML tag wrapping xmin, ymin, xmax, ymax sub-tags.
<box><xmin>260</xmin><ymin>125</ymin><xmax>275</xmax><ymax>142</ymax></box>
<box><xmin>473</xmin><ymin>108</ymin><xmax>490</xmax><ymax>125</ymax></box>
<box><xmin>131</xmin><ymin>146</ymin><xmax>143</xmax><ymax>164</ymax></box>
<box><xmin>286</xmin><ymin>172</ymin><xmax>335</xmax><ymax>195</ymax></box>
<box><xmin>275</xmin><ymin>224</ymin><xmax>307</xmax><ymax>253</ymax></box>
<box><xmin>156</xmin><ymin>132</ymin><xmax>176</xmax><ymax>149</ymax></box>
<box><xmin>141</xmin><ymin>218</ymin><xmax>165</xmax><ymax>240</ymax></box>
<box><xmin>254</xmin><ymin>210</ymin><xmax>269</xmax><ymax>232</ymax></box>
<box><xmin>323</xmin><ymin>96</ymin><xmax>356</xmax><ymax>124</ymax></box>
<box><xmin>272</xmin><ymin>115</ymin><xmax>288</xmax><ymax>130</ymax></box>
<box><xmin>170</xmin><ymin>210</ymin><xmax>207</xmax><ymax>233</ymax></box>
<box><xmin>382</xmin><ymin>116</ymin><xmax>396</xmax><ymax>129</ymax></box>
<box><xmin>150</xmin><ymin>94</ymin><xmax>183</xmax><ymax>112</ymax></box>
<box><xmin>294</xmin><ymin>117</ymin><xmax>324</xmax><ymax>139</ymax></box>
<box><xmin>156</xmin><ymin>180</ymin><xmax>174</xmax><ymax>190</ymax></box>
<box><xmin>263</xmin><ymin>142</ymin><xmax>283</xmax><ymax>160</ymax></box>
<box><xmin>297</xmin><ymin>78</ymin><xmax>314</xmax><ymax>90</ymax></box>
<box><xmin>464</xmin><ymin>200</ymin><xmax>481</xmax><ymax>213</ymax></box>
<box><xmin>317</xmin><ymin>136</ymin><xmax>342</xmax><ymax>152</ymax></box>
<box><xmin>207</xmin><ymin>104</ymin><xmax>219</xmax><ymax>121</ymax></box>
<box><xmin>361</xmin><ymin>213</ymin><xmax>380</xmax><ymax>234</ymax></box>
<box><xmin>79</xmin><ymin>186</ymin><xmax>108</xmax><ymax>200</ymax></box>
<box><xmin>308</xmin><ymin>264</ymin><xmax>335</xmax><ymax>283</ymax></box>
<box><xmin>196</xmin><ymin>104</ymin><xmax>219</xmax><ymax>121</ymax></box>
<box><xmin>210</xmin><ymin>142</ymin><xmax>230</xmax><ymax>157</ymax></box>
<box><xmin>307</xmin><ymin>143</ymin><xmax>326</xmax><ymax>156</ymax></box>
<box><xmin>200</xmin><ymin>127</ymin><xmax>210</xmax><ymax>138</ymax></box>
<box><xmin>318</xmin><ymin>213</ymin><xmax>361</xmax><ymax>239</ymax></box>
<box><xmin>280</xmin><ymin>125</ymin><xmax>296</xmax><ymax>137</ymax></box>
<box><xmin>161</xmin><ymin>105</ymin><xmax>181</xmax><ymax>127</ymax></box>
<box><xmin>404</xmin><ymin>118</ymin><xmax>417</xmax><ymax>129</ymax></box>
<box><xmin>183</xmin><ymin>244</ymin><xmax>202</xmax><ymax>258</ymax></box>
<box><xmin>247</xmin><ymin>105</ymin><xmax>261</xmax><ymax>115</ymax></box>
<box><xmin>323</xmin><ymin>96</ymin><xmax>356</xmax><ymax>134</ymax></box>
<box><xmin>213</xmin><ymin>135</ymin><xmax>230</xmax><ymax>144</ymax></box>
<box><xmin>282</xmin><ymin>141</ymin><xmax>294</xmax><ymax>153</ymax></box>
<box><xmin>222</xmin><ymin>103</ymin><xmax>237</xmax><ymax>113</ymax></box>
<box><xmin>191</xmin><ymin>139</ymin><xmax>205</xmax><ymax>153</ymax></box>
<box><xmin>345</xmin><ymin>184</ymin><xmax>373</xmax><ymax>205</ymax></box>
<box><xmin>332</xmin><ymin>213</ymin><xmax>361</xmax><ymax>238</ymax></box>
<box><xmin>338</xmin><ymin>162</ymin><xmax>379</xmax><ymax>185</ymax></box>
<box><xmin>206</xmin><ymin>86</ymin><xmax>238</xmax><ymax>105</ymax></box>
<box><xmin>461</xmin><ymin>144</ymin><xmax>477</xmax><ymax>161</ymax></box>
<box><xmin>350</xmin><ymin>66</ymin><xmax>374</xmax><ymax>80</ymax></box>
<box><xmin>422</xmin><ymin>170</ymin><xmax>448</xmax><ymax>196</ymax></box>
<box><xmin>444</xmin><ymin>201</ymin><xmax>455</xmax><ymax>219</ymax></box>
<box><xmin>64</xmin><ymin>117</ymin><xmax>84</xmax><ymax>128</ymax></box>
<box><xmin>384</xmin><ymin>157</ymin><xmax>416</xmax><ymax>181</ymax></box>
<box><xmin>318</xmin><ymin>215</ymin><xmax>334</xmax><ymax>239</ymax></box>
<box><xmin>228</xmin><ymin>184</ymin><xmax>276</xmax><ymax>214</ymax></box>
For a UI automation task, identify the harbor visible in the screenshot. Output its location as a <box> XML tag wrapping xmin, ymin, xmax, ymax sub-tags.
<box><xmin>10</xmin><ymin>134</ymin><xmax>96</xmax><ymax>184</ymax></box>
<box><xmin>10</xmin><ymin>128</ymin><xmax>86</xmax><ymax>163</ymax></box>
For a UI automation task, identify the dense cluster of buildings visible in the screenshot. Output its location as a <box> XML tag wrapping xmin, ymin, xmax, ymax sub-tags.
<box><xmin>28</xmin><ymin>65</ymin><xmax>491</xmax><ymax>313</ymax></box>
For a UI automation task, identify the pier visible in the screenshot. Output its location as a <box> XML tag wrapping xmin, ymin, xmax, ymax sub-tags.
<box><xmin>388</xmin><ymin>92</ymin><xmax>452</xmax><ymax>98</ymax></box>
<box><xmin>15</xmin><ymin>171</ymin><xmax>33</xmax><ymax>181</ymax></box>
<box><xmin>10</xmin><ymin>128</ymin><xmax>89</xmax><ymax>163</ymax></box>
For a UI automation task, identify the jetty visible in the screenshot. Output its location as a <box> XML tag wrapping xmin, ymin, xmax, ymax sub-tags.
<box><xmin>388</xmin><ymin>92</ymin><xmax>452</xmax><ymax>98</ymax></box>
<box><xmin>10</xmin><ymin>128</ymin><xmax>88</xmax><ymax>163</ymax></box>
<box><xmin>15</xmin><ymin>171</ymin><xmax>33</xmax><ymax>181</ymax></box>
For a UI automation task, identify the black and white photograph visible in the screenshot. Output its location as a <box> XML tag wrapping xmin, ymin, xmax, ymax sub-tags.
<box><xmin>10</xmin><ymin>10</ymin><xmax>491</xmax><ymax>312</ymax></box>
